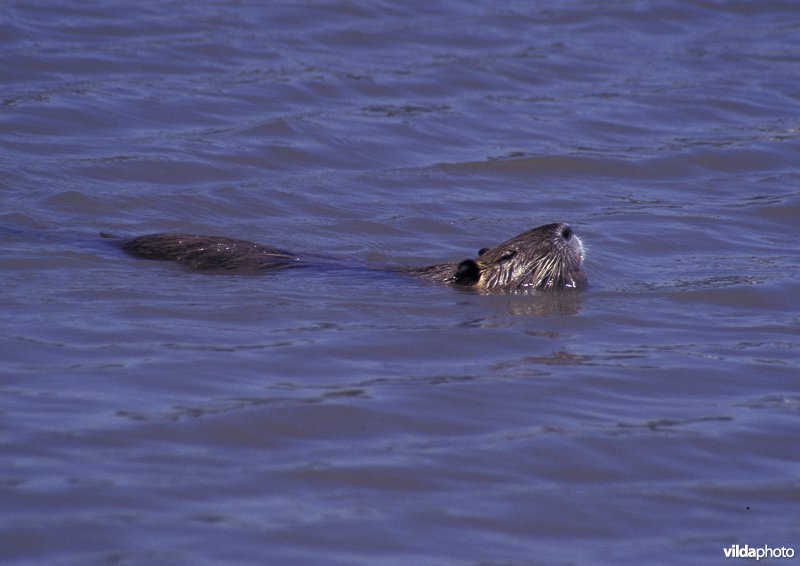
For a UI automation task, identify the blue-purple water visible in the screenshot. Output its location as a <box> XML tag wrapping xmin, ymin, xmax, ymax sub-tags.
<box><xmin>2</xmin><ymin>1</ymin><xmax>799</xmax><ymax>564</ymax></box>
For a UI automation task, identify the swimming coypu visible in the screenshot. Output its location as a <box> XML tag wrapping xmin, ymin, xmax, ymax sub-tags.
<box><xmin>121</xmin><ymin>222</ymin><xmax>587</xmax><ymax>293</ymax></box>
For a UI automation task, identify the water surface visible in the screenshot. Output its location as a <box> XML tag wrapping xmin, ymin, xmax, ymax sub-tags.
<box><xmin>2</xmin><ymin>1</ymin><xmax>799</xmax><ymax>564</ymax></box>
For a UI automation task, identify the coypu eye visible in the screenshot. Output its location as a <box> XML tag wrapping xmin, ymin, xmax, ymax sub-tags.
<box><xmin>560</xmin><ymin>226</ymin><xmax>573</xmax><ymax>240</ymax></box>
<box><xmin>498</xmin><ymin>250</ymin><xmax>517</xmax><ymax>262</ymax></box>
<box><xmin>477</xmin><ymin>247</ymin><xmax>490</xmax><ymax>256</ymax></box>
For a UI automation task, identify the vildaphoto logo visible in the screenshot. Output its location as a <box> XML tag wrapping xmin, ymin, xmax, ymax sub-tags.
<box><xmin>723</xmin><ymin>544</ymin><xmax>795</xmax><ymax>560</ymax></box>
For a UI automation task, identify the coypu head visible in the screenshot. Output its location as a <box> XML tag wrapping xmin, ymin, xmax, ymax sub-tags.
<box><xmin>453</xmin><ymin>222</ymin><xmax>587</xmax><ymax>292</ymax></box>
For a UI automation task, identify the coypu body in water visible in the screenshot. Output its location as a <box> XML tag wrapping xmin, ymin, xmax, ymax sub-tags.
<box><xmin>121</xmin><ymin>222</ymin><xmax>587</xmax><ymax>293</ymax></box>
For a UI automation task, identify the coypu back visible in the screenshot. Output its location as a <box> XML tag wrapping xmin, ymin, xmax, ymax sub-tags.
<box><xmin>121</xmin><ymin>223</ymin><xmax>587</xmax><ymax>293</ymax></box>
<box><xmin>122</xmin><ymin>233</ymin><xmax>300</xmax><ymax>272</ymax></box>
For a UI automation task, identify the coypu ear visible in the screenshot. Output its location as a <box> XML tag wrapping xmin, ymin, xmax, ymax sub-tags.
<box><xmin>477</xmin><ymin>247</ymin><xmax>490</xmax><ymax>256</ymax></box>
<box><xmin>454</xmin><ymin>259</ymin><xmax>481</xmax><ymax>286</ymax></box>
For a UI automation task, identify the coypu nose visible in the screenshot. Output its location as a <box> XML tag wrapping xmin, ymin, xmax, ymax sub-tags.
<box><xmin>560</xmin><ymin>225</ymin><xmax>573</xmax><ymax>240</ymax></box>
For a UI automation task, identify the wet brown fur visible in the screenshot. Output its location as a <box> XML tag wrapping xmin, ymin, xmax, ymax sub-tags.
<box><xmin>122</xmin><ymin>223</ymin><xmax>586</xmax><ymax>292</ymax></box>
<box><xmin>122</xmin><ymin>233</ymin><xmax>299</xmax><ymax>272</ymax></box>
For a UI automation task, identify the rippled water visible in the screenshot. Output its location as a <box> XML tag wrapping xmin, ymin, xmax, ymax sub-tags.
<box><xmin>2</xmin><ymin>1</ymin><xmax>800</xmax><ymax>564</ymax></box>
